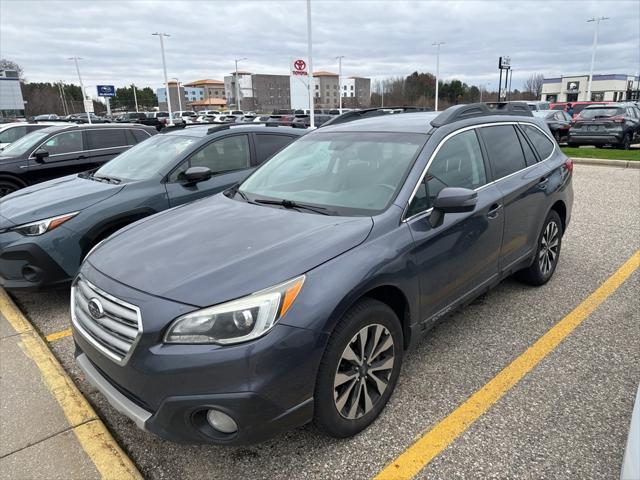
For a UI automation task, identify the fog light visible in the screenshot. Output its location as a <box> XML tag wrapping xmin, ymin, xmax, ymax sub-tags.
<box><xmin>206</xmin><ymin>409</ymin><xmax>238</xmax><ymax>434</ymax></box>
<box><xmin>22</xmin><ymin>265</ymin><xmax>42</xmax><ymax>283</ymax></box>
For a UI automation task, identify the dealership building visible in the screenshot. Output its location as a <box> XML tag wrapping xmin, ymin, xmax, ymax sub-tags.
<box><xmin>541</xmin><ymin>74</ymin><xmax>640</xmax><ymax>103</ymax></box>
<box><xmin>0</xmin><ymin>70</ymin><xmax>25</xmax><ymax>118</ymax></box>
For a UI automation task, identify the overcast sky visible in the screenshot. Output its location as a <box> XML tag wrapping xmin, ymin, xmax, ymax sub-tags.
<box><xmin>1</xmin><ymin>0</ymin><xmax>639</xmax><ymax>97</ymax></box>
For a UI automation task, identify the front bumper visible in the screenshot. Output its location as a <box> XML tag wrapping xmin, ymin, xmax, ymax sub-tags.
<box><xmin>0</xmin><ymin>240</ymin><xmax>70</xmax><ymax>289</ymax></box>
<box><xmin>72</xmin><ymin>263</ymin><xmax>327</xmax><ymax>444</ymax></box>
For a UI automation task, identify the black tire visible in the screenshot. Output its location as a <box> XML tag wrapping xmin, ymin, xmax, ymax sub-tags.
<box><xmin>313</xmin><ymin>298</ymin><xmax>403</xmax><ymax>438</ymax></box>
<box><xmin>619</xmin><ymin>133</ymin><xmax>631</xmax><ymax>151</ymax></box>
<box><xmin>553</xmin><ymin>130</ymin><xmax>561</xmax><ymax>142</ymax></box>
<box><xmin>516</xmin><ymin>210</ymin><xmax>563</xmax><ymax>286</ymax></box>
<box><xmin>567</xmin><ymin>142</ymin><xmax>578</xmax><ymax>148</ymax></box>
<box><xmin>0</xmin><ymin>179</ymin><xmax>20</xmax><ymax>198</ymax></box>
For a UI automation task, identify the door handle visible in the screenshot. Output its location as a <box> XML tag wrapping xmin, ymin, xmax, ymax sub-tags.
<box><xmin>487</xmin><ymin>203</ymin><xmax>502</xmax><ymax>219</ymax></box>
<box><xmin>78</xmin><ymin>155</ymin><xmax>87</xmax><ymax>159</ymax></box>
<box><xmin>538</xmin><ymin>176</ymin><xmax>549</xmax><ymax>189</ymax></box>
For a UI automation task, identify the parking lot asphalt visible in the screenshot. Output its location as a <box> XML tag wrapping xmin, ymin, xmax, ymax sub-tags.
<box><xmin>8</xmin><ymin>164</ymin><xmax>640</xmax><ymax>480</ymax></box>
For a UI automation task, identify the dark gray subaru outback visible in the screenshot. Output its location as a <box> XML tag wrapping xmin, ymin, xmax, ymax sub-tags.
<box><xmin>71</xmin><ymin>102</ymin><xmax>573</xmax><ymax>445</ymax></box>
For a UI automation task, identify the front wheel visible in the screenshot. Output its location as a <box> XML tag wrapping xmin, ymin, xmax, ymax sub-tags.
<box><xmin>0</xmin><ymin>180</ymin><xmax>20</xmax><ymax>198</ymax></box>
<box><xmin>314</xmin><ymin>298</ymin><xmax>403</xmax><ymax>438</ymax></box>
<box><xmin>516</xmin><ymin>210</ymin><xmax>563</xmax><ymax>286</ymax></box>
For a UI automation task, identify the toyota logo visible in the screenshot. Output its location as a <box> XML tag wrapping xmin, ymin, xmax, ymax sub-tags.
<box><xmin>294</xmin><ymin>59</ymin><xmax>306</xmax><ymax>71</ymax></box>
<box><xmin>87</xmin><ymin>298</ymin><xmax>104</xmax><ymax>320</ymax></box>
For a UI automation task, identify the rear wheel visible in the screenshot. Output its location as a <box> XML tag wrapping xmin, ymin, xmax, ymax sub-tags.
<box><xmin>314</xmin><ymin>298</ymin><xmax>403</xmax><ymax>438</ymax></box>
<box><xmin>619</xmin><ymin>133</ymin><xmax>631</xmax><ymax>150</ymax></box>
<box><xmin>516</xmin><ymin>210</ymin><xmax>563</xmax><ymax>286</ymax></box>
<box><xmin>0</xmin><ymin>180</ymin><xmax>20</xmax><ymax>198</ymax></box>
<box><xmin>553</xmin><ymin>130</ymin><xmax>561</xmax><ymax>142</ymax></box>
<box><xmin>567</xmin><ymin>142</ymin><xmax>578</xmax><ymax>148</ymax></box>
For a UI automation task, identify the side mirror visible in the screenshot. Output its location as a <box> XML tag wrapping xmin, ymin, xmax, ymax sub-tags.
<box><xmin>183</xmin><ymin>166</ymin><xmax>212</xmax><ymax>185</ymax></box>
<box><xmin>33</xmin><ymin>148</ymin><xmax>49</xmax><ymax>162</ymax></box>
<box><xmin>429</xmin><ymin>187</ymin><xmax>477</xmax><ymax>228</ymax></box>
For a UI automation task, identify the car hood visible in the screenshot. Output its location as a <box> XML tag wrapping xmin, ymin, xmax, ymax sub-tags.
<box><xmin>0</xmin><ymin>175</ymin><xmax>124</xmax><ymax>226</ymax></box>
<box><xmin>88</xmin><ymin>194</ymin><xmax>374</xmax><ymax>307</ymax></box>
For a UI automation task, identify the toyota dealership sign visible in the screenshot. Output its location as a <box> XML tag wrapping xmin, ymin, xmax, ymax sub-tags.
<box><xmin>292</xmin><ymin>59</ymin><xmax>308</xmax><ymax>76</ymax></box>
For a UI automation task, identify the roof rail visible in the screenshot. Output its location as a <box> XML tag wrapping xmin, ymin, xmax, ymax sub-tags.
<box><xmin>320</xmin><ymin>106</ymin><xmax>431</xmax><ymax>128</ymax></box>
<box><xmin>430</xmin><ymin>102</ymin><xmax>533</xmax><ymax>127</ymax></box>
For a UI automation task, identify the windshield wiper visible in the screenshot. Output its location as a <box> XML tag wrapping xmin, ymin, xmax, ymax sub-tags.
<box><xmin>254</xmin><ymin>198</ymin><xmax>332</xmax><ymax>215</ymax></box>
<box><xmin>91</xmin><ymin>173</ymin><xmax>121</xmax><ymax>184</ymax></box>
<box><xmin>227</xmin><ymin>184</ymin><xmax>254</xmax><ymax>203</ymax></box>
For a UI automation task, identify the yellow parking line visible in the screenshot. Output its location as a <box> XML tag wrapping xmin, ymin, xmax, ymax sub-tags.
<box><xmin>374</xmin><ymin>250</ymin><xmax>640</xmax><ymax>480</ymax></box>
<box><xmin>0</xmin><ymin>288</ymin><xmax>142</xmax><ymax>479</ymax></box>
<box><xmin>45</xmin><ymin>327</ymin><xmax>73</xmax><ymax>342</ymax></box>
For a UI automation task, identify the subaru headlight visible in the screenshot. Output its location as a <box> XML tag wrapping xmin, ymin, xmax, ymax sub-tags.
<box><xmin>11</xmin><ymin>212</ymin><xmax>79</xmax><ymax>236</ymax></box>
<box><xmin>164</xmin><ymin>275</ymin><xmax>305</xmax><ymax>345</ymax></box>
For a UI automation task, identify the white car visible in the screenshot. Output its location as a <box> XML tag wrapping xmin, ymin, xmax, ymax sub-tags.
<box><xmin>173</xmin><ymin>111</ymin><xmax>198</xmax><ymax>124</ymax></box>
<box><xmin>0</xmin><ymin>122</ymin><xmax>59</xmax><ymax>150</ymax></box>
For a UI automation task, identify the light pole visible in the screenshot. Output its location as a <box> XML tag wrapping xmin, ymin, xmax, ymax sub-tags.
<box><xmin>336</xmin><ymin>55</ymin><xmax>345</xmax><ymax>113</ymax></box>
<box><xmin>432</xmin><ymin>42</ymin><xmax>445</xmax><ymax>111</ymax></box>
<box><xmin>306</xmin><ymin>0</ymin><xmax>315</xmax><ymax>128</ymax></box>
<box><xmin>586</xmin><ymin>16</ymin><xmax>609</xmax><ymax>102</ymax></box>
<box><xmin>152</xmin><ymin>32</ymin><xmax>173</xmax><ymax>126</ymax></box>
<box><xmin>132</xmin><ymin>84</ymin><xmax>139</xmax><ymax>112</ymax></box>
<box><xmin>172</xmin><ymin>78</ymin><xmax>183</xmax><ymax>112</ymax></box>
<box><xmin>234</xmin><ymin>57</ymin><xmax>247</xmax><ymax>111</ymax></box>
<box><xmin>69</xmin><ymin>56</ymin><xmax>91</xmax><ymax>124</ymax></box>
<box><xmin>381</xmin><ymin>80</ymin><xmax>384</xmax><ymax>108</ymax></box>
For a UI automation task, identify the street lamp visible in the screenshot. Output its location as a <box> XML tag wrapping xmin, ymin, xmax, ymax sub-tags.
<box><xmin>234</xmin><ymin>57</ymin><xmax>247</xmax><ymax>111</ymax></box>
<box><xmin>132</xmin><ymin>84</ymin><xmax>139</xmax><ymax>112</ymax></box>
<box><xmin>152</xmin><ymin>32</ymin><xmax>173</xmax><ymax>126</ymax></box>
<box><xmin>432</xmin><ymin>42</ymin><xmax>445</xmax><ymax>111</ymax></box>
<box><xmin>172</xmin><ymin>78</ymin><xmax>183</xmax><ymax>112</ymax></box>
<box><xmin>306</xmin><ymin>0</ymin><xmax>315</xmax><ymax>128</ymax></box>
<box><xmin>336</xmin><ymin>55</ymin><xmax>345</xmax><ymax>113</ymax></box>
<box><xmin>586</xmin><ymin>16</ymin><xmax>609</xmax><ymax>101</ymax></box>
<box><xmin>69</xmin><ymin>56</ymin><xmax>91</xmax><ymax>124</ymax></box>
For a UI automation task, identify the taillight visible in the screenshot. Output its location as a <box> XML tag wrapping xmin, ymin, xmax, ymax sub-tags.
<box><xmin>610</xmin><ymin>115</ymin><xmax>625</xmax><ymax>123</ymax></box>
<box><xmin>565</xmin><ymin>158</ymin><xmax>574</xmax><ymax>173</ymax></box>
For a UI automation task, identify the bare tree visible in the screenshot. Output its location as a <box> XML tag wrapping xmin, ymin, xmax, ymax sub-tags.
<box><xmin>524</xmin><ymin>73</ymin><xmax>544</xmax><ymax>99</ymax></box>
<box><xmin>0</xmin><ymin>59</ymin><xmax>24</xmax><ymax>79</ymax></box>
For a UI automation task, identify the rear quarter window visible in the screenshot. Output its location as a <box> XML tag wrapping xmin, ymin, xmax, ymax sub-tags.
<box><xmin>131</xmin><ymin>129</ymin><xmax>152</xmax><ymax>143</ymax></box>
<box><xmin>521</xmin><ymin>125</ymin><xmax>554</xmax><ymax>159</ymax></box>
<box><xmin>254</xmin><ymin>134</ymin><xmax>296</xmax><ymax>164</ymax></box>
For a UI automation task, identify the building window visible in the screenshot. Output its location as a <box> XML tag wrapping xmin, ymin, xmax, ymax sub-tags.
<box><xmin>350</xmin><ymin>85</ymin><xmax>354</xmax><ymax>90</ymax></box>
<box><xmin>315</xmin><ymin>85</ymin><xmax>319</xmax><ymax>90</ymax></box>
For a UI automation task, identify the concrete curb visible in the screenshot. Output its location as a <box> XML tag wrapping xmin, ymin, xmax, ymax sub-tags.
<box><xmin>0</xmin><ymin>288</ymin><xmax>143</xmax><ymax>480</ymax></box>
<box><xmin>571</xmin><ymin>157</ymin><xmax>640</xmax><ymax>169</ymax></box>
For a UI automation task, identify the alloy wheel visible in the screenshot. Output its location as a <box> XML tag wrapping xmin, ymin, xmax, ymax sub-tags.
<box><xmin>333</xmin><ymin>323</ymin><xmax>395</xmax><ymax>420</ymax></box>
<box><xmin>539</xmin><ymin>220</ymin><xmax>559</xmax><ymax>276</ymax></box>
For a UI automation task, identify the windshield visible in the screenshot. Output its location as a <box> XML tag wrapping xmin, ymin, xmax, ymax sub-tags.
<box><xmin>239</xmin><ymin>132</ymin><xmax>426</xmax><ymax>216</ymax></box>
<box><xmin>579</xmin><ymin>107</ymin><xmax>624</xmax><ymax>119</ymax></box>
<box><xmin>0</xmin><ymin>130</ymin><xmax>51</xmax><ymax>157</ymax></box>
<box><xmin>94</xmin><ymin>134</ymin><xmax>198</xmax><ymax>181</ymax></box>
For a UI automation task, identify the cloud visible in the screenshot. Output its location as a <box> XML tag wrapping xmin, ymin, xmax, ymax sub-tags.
<box><xmin>1</xmin><ymin>0</ymin><xmax>638</xmax><ymax>96</ymax></box>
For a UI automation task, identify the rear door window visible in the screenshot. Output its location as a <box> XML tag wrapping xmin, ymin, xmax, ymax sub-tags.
<box><xmin>479</xmin><ymin>125</ymin><xmax>527</xmax><ymax>179</ymax></box>
<box><xmin>86</xmin><ymin>129</ymin><xmax>129</xmax><ymax>150</ymax></box>
<box><xmin>254</xmin><ymin>134</ymin><xmax>295</xmax><ymax>164</ymax></box>
<box><xmin>521</xmin><ymin>125</ymin><xmax>554</xmax><ymax>159</ymax></box>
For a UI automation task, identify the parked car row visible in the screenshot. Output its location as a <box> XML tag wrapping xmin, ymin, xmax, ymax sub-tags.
<box><xmin>0</xmin><ymin>102</ymin><xmax>573</xmax><ymax>447</ymax></box>
<box><xmin>0</xmin><ymin>123</ymin><xmax>157</xmax><ymax>196</ymax></box>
